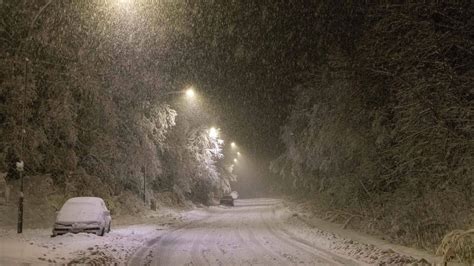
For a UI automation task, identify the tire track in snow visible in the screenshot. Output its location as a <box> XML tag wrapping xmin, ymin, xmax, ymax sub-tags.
<box><xmin>190</xmin><ymin>222</ymin><xmax>212</xmax><ymax>266</ymax></box>
<box><xmin>260</xmin><ymin>206</ymin><xmax>360</xmax><ymax>265</ymax></box>
<box><xmin>129</xmin><ymin>199</ymin><xmax>364</xmax><ymax>265</ymax></box>
<box><xmin>128</xmin><ymin>213</ymin><xmax>212</xmax><ymax>266</ymax></box>
<box><xmin>261</xmin><ymin>207</ymin><xmax>341</xmax><ymax>265</ymax></box>
<box><xmin>245</xmin><ymin>207</ymin><xmax>294</xmax><ymax>265</ymax></box>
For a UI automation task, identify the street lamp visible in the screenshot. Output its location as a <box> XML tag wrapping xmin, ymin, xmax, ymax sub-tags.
<box><xmin>186</xmin><ymin>87</ymin><xmax>195</xmax><ymax>98</ymax></box>
<box><xmin>164</xmin><ymin>86</ymin><xmax>196</xmax><ymax>98</ymax></box>
<box><xmin>116</xmin><ymin>0</ymin><xmax>133</xmax><ymax>10</ymax></box>
<box><xmin>233</xmin><ymin>158</ymin><xmax>238</xmax><ymax>163</ymax></box>
<box><xmin>209</xmin><ymin>127</ymin><xmax>218</xmax><ymax>139</ymax></box>
<box><xmin>231</xmin><ymin>142</ymin><xmax>236</xmax><ymax>148</ymax></box>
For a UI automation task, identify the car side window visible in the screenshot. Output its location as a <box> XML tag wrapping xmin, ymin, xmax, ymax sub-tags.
<box><xmin>103</xmin><ymin>202</ymin><xmax>109</xmax><ymax>211</ymax></box>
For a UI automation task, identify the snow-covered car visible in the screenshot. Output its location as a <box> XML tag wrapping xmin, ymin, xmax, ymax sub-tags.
<box><xmin>220</xmin><ymin>195</ymin><xmax>234</xmax><ymax>206</ymax></box>
<box><xmin>52</xmin><ymin>197</ymin><xmax>111</xmax><ymax>237</ymax></box>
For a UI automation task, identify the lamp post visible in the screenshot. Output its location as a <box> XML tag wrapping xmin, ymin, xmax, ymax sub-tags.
<box><xmin>17</xmin><ymin>58</ymin><xmax>29</xmax><ymax>234</ymax></box>
<box><xmin>140</xmin><ymin>86</ymin><xmax>196</xmax><ymax>205</ymax></box>
<box><xmin>141</xmin><ymin>166</ymin><xmax>146</xmax><ymax>204</ymax></box>
<box><xmin>16</xmin><ymin>161</ymin><xmax>24</xmax><ymax>234</ymax></box>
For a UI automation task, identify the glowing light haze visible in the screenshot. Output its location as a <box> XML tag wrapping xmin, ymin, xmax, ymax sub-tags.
<box><xmin>209</xmin><ymin>127</ymin><xmax>218</xmax><ymax>139</ymax></box>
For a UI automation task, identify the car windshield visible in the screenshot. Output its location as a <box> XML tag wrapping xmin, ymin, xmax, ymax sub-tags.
<box><xmin>57</xmin><ymin>201</ymin><xmax>103</xmax><ymax>223</ymax></box>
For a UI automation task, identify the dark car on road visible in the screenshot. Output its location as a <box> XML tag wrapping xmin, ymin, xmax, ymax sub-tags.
<box><xmin>220</xmin><ymin>195</ymin><xmax>234</xmax><ymax>206</ymax></box>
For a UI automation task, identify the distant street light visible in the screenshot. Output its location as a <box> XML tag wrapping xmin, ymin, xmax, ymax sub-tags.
<box><xmin>231</xmin><ymin>142</ymin><xmax>236</xmax><ymax>148</ymax></box>
<box><xmin>209</xmin><ymin>127</ymin><xmax>218</xmax><ymax>139</ymax></box>
<box><xmin>237</xmin><ymin>152</ymin><xmax>241</xmax><ymax>156</ymax></box>
<box><xmin>233</xmin><ymin>158</ymin><xmax>237</xmax><ymax>163</ymax></box>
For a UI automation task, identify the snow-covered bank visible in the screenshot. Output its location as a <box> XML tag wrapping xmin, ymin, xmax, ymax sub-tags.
<box><xmin>279</xmin><ymin>201</ymin><xmax>445</xmax><ymax>265</ymax></box>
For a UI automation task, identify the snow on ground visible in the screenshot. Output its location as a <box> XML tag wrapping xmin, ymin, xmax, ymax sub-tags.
<box><xmin>0</xmin><ymin>206</ymin><xmax>205</xmax><ymax>265</ymax></box>
<box><xmin>0</xmin><ymin>199</ymin><xmax>442</xmax><ymax>265</ymax></box>
<box><xmin>0</xmin><ymin>225</ymin><xmax>156</xmax><ymax>264</ymax></box>
<box><xmin>279</xmin><ymin>201</ymin><xmax>441</xmax><ymax>265</ymax></box>
<box><xmin>129</xmin><ymin>199</ymin><xmax>439</xmax><ymax>265</ymax></box>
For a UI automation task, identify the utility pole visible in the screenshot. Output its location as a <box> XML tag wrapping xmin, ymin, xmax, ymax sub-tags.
<box><xmin>16</xmin><ymin>161</ymin><xmax>24</xmax><ymax>233</ymax></box>
<box><xmin>17</xmin><ymin>58</ymin><xmax>28</xmax><ymax>234</ymax></box>
<box><xmin>142</xmin><ymin>166</ymin><xmax>146</xmax><ymax>205</ymax></box>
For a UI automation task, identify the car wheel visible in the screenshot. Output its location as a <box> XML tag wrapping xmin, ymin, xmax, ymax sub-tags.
<box><xmin>97</xmin><ymin>227</ymin><xmax>105</xmax><ymax>236</ymax></box>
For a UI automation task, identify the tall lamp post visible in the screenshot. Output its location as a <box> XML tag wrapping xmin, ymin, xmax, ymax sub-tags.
<box><xmin>17</xmin><ymin>58</ymin><xmax>28</xmax><ymax>234</ymax></box>
<box><xmin>141</xmin><ymin>87</ymin><xmax>196</xmax><ymax>204</ymax></box>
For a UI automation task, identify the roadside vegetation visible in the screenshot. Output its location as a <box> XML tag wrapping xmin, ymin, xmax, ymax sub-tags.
<box><xmin>0</xmin><ymin>0</ymin><xmax>232</xmax><ymax>217</ymax></box>
<box><xmin>270</xmin><ymin>2</ymin><xmax>473</xmax><ymax>261</ymax></box>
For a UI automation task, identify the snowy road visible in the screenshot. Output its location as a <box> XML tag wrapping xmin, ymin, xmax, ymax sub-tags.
<box><xmin>0</xmin><ymin>198</ymin><xmax>431</xmax><ymax>265</ymax></box>
<box><xmin>128</xmin><ymin>198</ymin><xmax>359</xmax><ymax>265</ymax></box>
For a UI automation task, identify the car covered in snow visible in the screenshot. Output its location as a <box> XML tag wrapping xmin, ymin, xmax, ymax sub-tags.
<box><xmin>220</xmin><ymin>195</ymin><xmax>234</xmax><ymax>206</ymax></box>
<box><xmin>52</xmin><ymin>197</ymin><xmax>111</xmax><ymax>237</ymax></box>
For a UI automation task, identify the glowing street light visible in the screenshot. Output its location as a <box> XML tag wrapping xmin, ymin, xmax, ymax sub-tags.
<box><xmin>185</xmin><ymin>87</ymin><xmax>195</xmax><ymax>98</ymax></box>
<box><xmin>237</xmin><ymin>152</ymin><xmax>241</xmax><ymax>156</ymax></box>
<box><xmin>231</xmin><ymin>142</ymin><xmax>236</xmax><ymax>148</ymax></box>
<box><xmin>164</xmin><ymin>86</ymin><xmax>196</xmax><ymax>98</ymax></box>
<box><xmin>209</xmin><ymin>127</ymin><xmax>218</xmax><ymax>139</ymax></box>
<box><xmin>116</xmin><ymin>0</ymin><xmax>132</xmax><ymax>9</ymax></box>
<box><xmin>233</xmin><ymin>158</ymin><xmax>238</xmax><ymax>163</ymax></box>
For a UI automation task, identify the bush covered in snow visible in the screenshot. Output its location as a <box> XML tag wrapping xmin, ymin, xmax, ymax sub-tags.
<box><xmin>270</xmin><ymin>2</ymin><xmax>473</xmax><ymax>251</ymax></box>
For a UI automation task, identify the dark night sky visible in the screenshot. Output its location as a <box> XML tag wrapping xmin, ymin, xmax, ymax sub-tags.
<box><xmin>169</xmin><ymin>1</ymin><xmax>322</xmax><ymax>161</ymax></box>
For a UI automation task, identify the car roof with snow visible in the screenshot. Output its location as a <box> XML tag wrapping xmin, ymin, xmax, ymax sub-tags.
<box><xmin>56</xmin><ymin>197</ymin><xmax>108</xmax><ymax>224</ymax></box>
<box><xmin>65</xmin><ymin>197</ymin><xmax>105</xmax><ymax>204</ymax></box>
